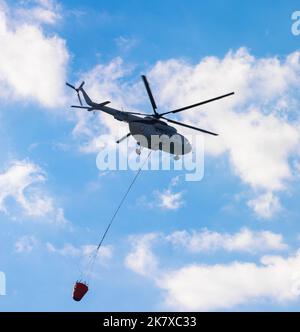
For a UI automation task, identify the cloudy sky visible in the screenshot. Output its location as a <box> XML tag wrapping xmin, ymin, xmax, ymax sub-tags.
<box><xmin>1</xmin><ymin>0</ymin><xmax>300</xmax><ymax>311</ymax></box>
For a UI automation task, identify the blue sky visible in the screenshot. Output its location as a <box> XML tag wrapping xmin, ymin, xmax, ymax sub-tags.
<box><xmin>1</xmin><ymin>0</ymin><xmax>300</xmax><ymax>311</ymax></box>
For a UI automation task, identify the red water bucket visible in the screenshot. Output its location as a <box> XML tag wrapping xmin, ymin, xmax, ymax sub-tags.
<box><xmin>73</xmin><ymin>281</ymin><xmax>89</xmax><ymax>302</ymax></box>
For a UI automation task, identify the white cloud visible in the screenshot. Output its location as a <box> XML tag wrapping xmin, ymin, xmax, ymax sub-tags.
<box><xmin>145</xmin><ymin>49</ymin><xmax>300</xmax><ymax>217</ymax></box>
<box><xmin>124</xmin><ymin>233</ymin><xmax>158</xmax><ymax>276</ymax></box>
<box><xmin>71</xmin><ymin>57</ymin><xmax>143</xmax><ymax>154</ymax></box>
<box><xmin>158</xmin><ymin>253</ymin><xmax>300</xmax><ymax>311</ymax></box>
<box><xmin>124</xmin><ymin>231</ymin><xmax>300</xmax><ymax>311</ymax></box>
<box><xmin>0</xmin><ymin>160</ymin><xmax>68</xmax><ymax>225</ymax></box>
<box><xmin>0</xmin><ymin>160</ymin><xmax>43</xmax><ymax>213</ymax></box>
<box><xmin>78</xmin><ymin>135</ymin><xmax>107</xmax><ymax>154</ymax></box>
<box><xmin>14</xmin><ymin>237</ymin><xmax>113</xmax><ymax>267</ymax></box>
<box><xmin>166</xmin><ymin>228</ymin><xmax>288</xmax><ymax>253</ymax></box>
<box><xmin>76</xmin><ymin>49</ymin><xmax>300</xmax><ymax>217</ymax></box>
<box><xmin>156</xmin><ymin>189</ymin><xmax>184</xmax><ymax>210</ymax></box>
<box><xmin>248</xmin><ymin>192</ymin><xmax>282</xmax><ymax>219</ymax></box>
<box><xmin>17</xmin><ymin>7</ymin><xmax>59</xmax><ymax>25</ymax></box>
<box><xmin>170</xmin><ymin>175</ymin><xmax>181</xmax><ymax>187</ymax></box>
<box><xmin>0</xmin><ymin>0</ymin><xmax>68</xmax><ymax>107</ymax></box>
<box><xmin>15</xmin><ymin>235</ymin><xmax>38</xmax><ymax>253</ymax></box>
<box><xmin>115</xmin><ymin>36</ymin><xmax>138</xmax><ymax>52</ymax></box>
<box><xmin>15</xmin><ymin>0</ymin><xmax>61</xmax><ymax>25</ymax></box>
<box><xmin>46</xmin><ymin>242</ymin><xmax>113</xmax><ymax>265</ymax></box>
<box><xmin>138</xmin><ymin>186</ymin><xmax>185</xmax><ymax>211</ymax></box>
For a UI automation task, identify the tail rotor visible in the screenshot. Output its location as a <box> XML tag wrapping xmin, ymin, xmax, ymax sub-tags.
<box><xmin>66</xmin><ymin>81</ymin><xmax>85</xmax><ymax>106</ymax></box>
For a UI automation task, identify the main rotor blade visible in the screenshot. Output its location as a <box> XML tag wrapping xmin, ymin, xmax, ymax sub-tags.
<box><xmin>141</xmin><ymin>75</ymin><xmax>158</xmax><ymax>115</ymax></box>
<box><xmin>71</xmin><ymin>105</ymin><xmax>94</xmax><ymax>111</ymax></box>
<box><xmin>161</xmin><ymin>117</ymin><xmax>218</xmax><ymax>136</ymax></box>
<box><xmin>66</xmin><ymin>82</ymin><xmax>76</xmax><ymax>90</ymax></box>
<box><xmin>98</xmin><ymin>101</ymin><xmax>110</xmax><ymax>107</ymax></box>
<box><xmin>160</xmin><ymin>92</ymin><xmax>234</xmax><ymax>116</ymax></box>
<box><xmin>77</xmin><ymin>93</ymin><xmax>83</xmax><ymax>106</ymax></box>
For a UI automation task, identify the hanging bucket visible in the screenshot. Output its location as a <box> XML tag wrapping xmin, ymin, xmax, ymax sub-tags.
<box><xmin>73</xmin><ymin>281</ymin><xmax>89</xmax><ymax>302</ymax></box>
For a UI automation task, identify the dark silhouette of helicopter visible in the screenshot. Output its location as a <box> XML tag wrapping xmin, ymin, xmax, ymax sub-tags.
<box><xmin>67</xmin><ymin>75</ymin><xmax>234</xmax><ymax>159</ymax></box>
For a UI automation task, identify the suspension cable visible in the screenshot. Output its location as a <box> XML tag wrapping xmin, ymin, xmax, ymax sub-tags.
<box><xmin>84</xmin><ymin>150</ymin><xmax>152</xmax><ymax>278</ymax></box>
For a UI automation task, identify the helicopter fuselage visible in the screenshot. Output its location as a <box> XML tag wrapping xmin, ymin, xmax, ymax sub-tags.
<box><xmin>128</xmin><ymin>117</ymin><xmax>192</xmax><ymax>155</ymax></box>
<box><xmin>78</xmin><ymin>96</ymin><xmax>192</xmax><ymax>155</ymax></box>
<box><xmin>68</xmin><ymin>80</ymin><xmax>226</xmax><ymax>156</ymax></box>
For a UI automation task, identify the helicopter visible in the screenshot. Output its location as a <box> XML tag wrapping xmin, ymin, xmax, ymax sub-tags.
<box><xmin>66</xmin><ymin>75</ymin><xmax>234</xmax><ymax>159</ymax></box>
